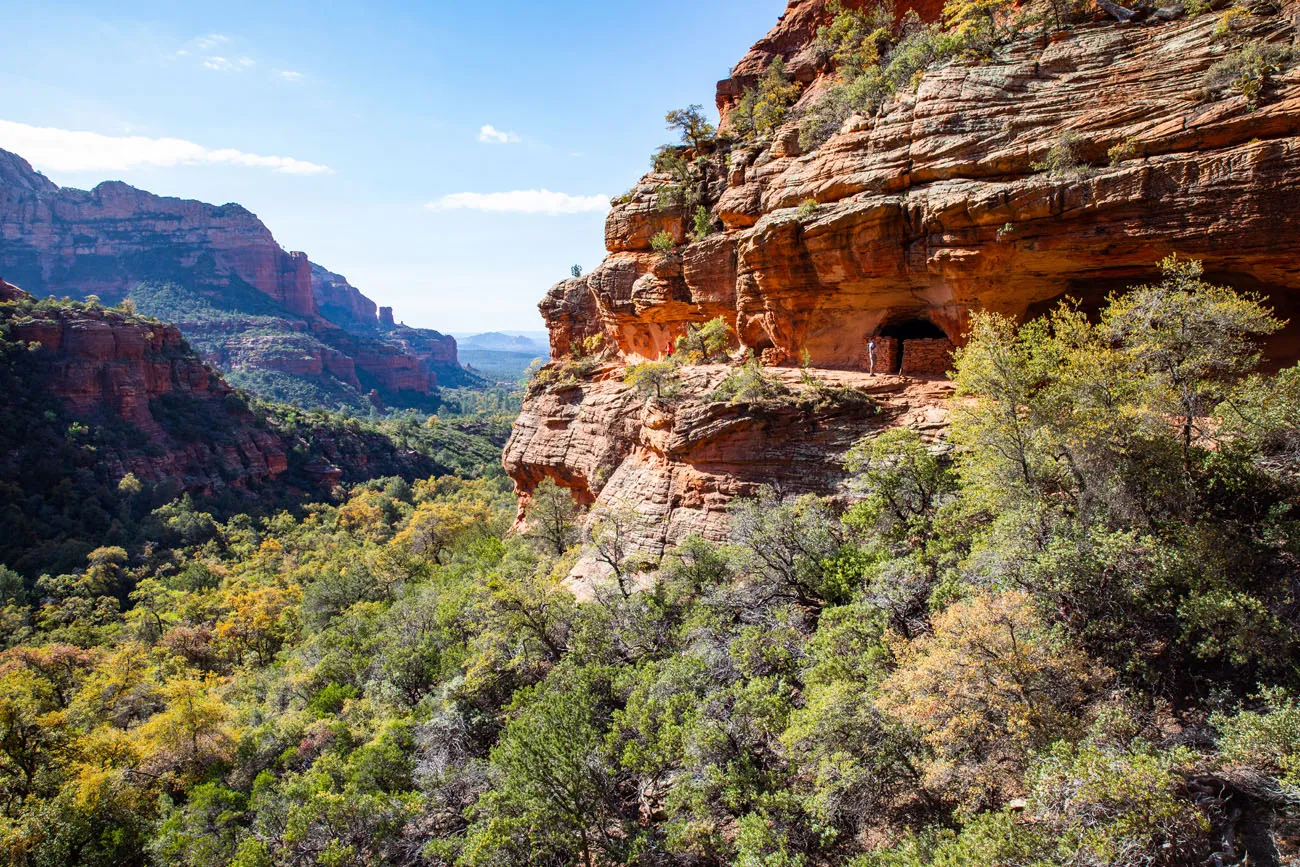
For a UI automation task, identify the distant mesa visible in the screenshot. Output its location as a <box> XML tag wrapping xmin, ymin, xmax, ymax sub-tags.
<box><xmin>0</xmin><ymin>147</ymin><xmax>478</xmax><ymax>410</ymax></box>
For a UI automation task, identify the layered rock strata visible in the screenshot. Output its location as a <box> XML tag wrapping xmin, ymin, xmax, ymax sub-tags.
<box><xmin>506</xmin><ymin>0</ymin><xmax>1300</xmax><ymax>558</ymax></box>
<box><xmin>2</xmin><ymin>282</ymin><xmax>289</xmax><ymax>490</ymax></box>
<box><xmin>0</xmin><ymin>149</ymin><xmax>461</xmax><ymax>405</ymax></box>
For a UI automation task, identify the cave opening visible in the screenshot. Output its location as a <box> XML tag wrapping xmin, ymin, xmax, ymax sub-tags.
<box><xmin>879</xmin><ymin>318</ymin><xmax>947</xmax><ymax>341</ymax></box>
<box><xmin>872</xmin><ymin>317</ymin><xmax>952</xmax><ymax>376</ymax></box>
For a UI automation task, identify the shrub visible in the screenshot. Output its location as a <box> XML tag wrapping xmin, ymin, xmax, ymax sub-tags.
<box><xmin>798</xmin><ymin>10</ymin><xmax>962</xmax><ymax>152</ymax></box>
<box><xmin>1107</xmin><ymin>136</ymin><xmax>1138</xmax><ymax>166</ymax></box>
<box><xmin>665</xmin><ymin>104</ymin><xmax>716</xmax><ymax>151</ymax></box>
<box><xmin>689</xmin><ymin>205</ymin><xmax>715</xmax><ymax>242</ymax></box>
<box><xmin>732</xmin><ymin>57</ymin><xmax>800</xmax><ymax>141</ymax></box>
<box><xmin>1027</xmin><ymin>738</ymin><xmax>1209</xmax><ymax>864</ymax></box>
<box><xmin>1031</xmin><ymin>131</ymin><xmax>1087</xmax><ymax>176</ymax></box>
<box><xmin>623</xmin><ymin>360</ymin><xmax>682</xmax><ymax>400</ymax></box>
<box><xmin>650</xmin><ymin>231</ymin><xmax>676</xmax><ymax>255</ymax></box>
<box><xmin>530</xmin><ymin>334</ymin><xmax>608</xmax><ymax>391</ymax></box>
<box><xmin>708</xmin><ymin>356</ymin><xmax>790</xmax><ymax>404</ymax></box>
<box><xmin>1201</xmin><ymin>40</ymin><xmax>1294</xmax><ymax>105</ymax></box>
<box><xmin>876</xmin><ymin>590</ymin><xmax>1105</xmax><ymax>807</ymax></box>
<box><xmin>796</xmin><ymin>199</ymin><xmax>818</xmax><ymax>219</ymax></box>
<box><xmin>570</xmin><ymin>265</ymin><xmax>583</xmax><ymax>279</ymax></box>
<box><xmin>675</xmin><ymin>317</ymin><xmax>734</xmax><ymax>363</ymax></box>
<box><xmin>1213</xmin><ymin>689</ymin><xmax>1300</xmax><ymax>786</ymax></box>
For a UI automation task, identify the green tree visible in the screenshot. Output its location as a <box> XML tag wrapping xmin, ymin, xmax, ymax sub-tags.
<box><xmin>1101</xmin><ymin>254</ymin><xmax>1282</xmax><ymax>471</ymax></box>
<box><xmin>733</xmin><ymin>57</ymin><xmax>800</xmax><ymax>140</ymax></box>
<box><xmin>462</xmin><ymin>675</ymin><xmax>621</xmax><ymax>867</ymax></box>
<box><xmin>665</xmin><ymin>104</ymin><xmax>716</xmax><ymax>151</ymax></box>
<box><xmin>675</xmin><ymin>316</ymin><xmax>733</xmax><ymax>363</ymax></box>
<box><xmin>624</xmin><ymin>359</ymin><xmax>682</xmax><ymax>400</ymax></box>
<box><xmin>526</xmin><ymin>478</ymin><xmax>583</xmax><ymax>557</ymax></box>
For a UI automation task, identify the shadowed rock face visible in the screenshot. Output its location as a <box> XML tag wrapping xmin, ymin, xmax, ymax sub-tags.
<box><xmin>506</xmin><ymin>0</ymin><xmax>1300</xmax><ymax>559</ymax></box>
<box><xmin>2</xmin><ymin>282</ymin><xmax>290</xmax><ymax>491</ymax></box>
<box><xmin>0</xmin><ymin>150</ymin><xmax>461</xmax><ymax>404</ymax></box>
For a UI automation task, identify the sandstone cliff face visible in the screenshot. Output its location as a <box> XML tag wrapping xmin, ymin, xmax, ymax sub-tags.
<box><xmin>312</xmin><ymin>262</ymin><xmax>379</xmax><ymax>329</ymax></box>
<box><xmin>0</xmin><ymin>169</ymin><xmax>319</xmax><ymax>317</ymax></box>
<box><xmin>0</xmin><ymin>149</ymin><xmax>464</xmax><ymax>406</ymax></box>
<box><xmin>2</xmin><ymin>283</ymin><xmax>289</xmax><ymax>491</ymax></box>
<box><xmin>506</xmin><ymin>0</ymin><xmax>1300</xmax><ymax>559</ymax></box>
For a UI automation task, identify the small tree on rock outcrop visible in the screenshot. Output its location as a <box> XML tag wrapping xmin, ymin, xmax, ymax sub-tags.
<box><xmin>665</xmin><ymin>104</ymin><xmax>716</xmax><ymax>152</ymax></box>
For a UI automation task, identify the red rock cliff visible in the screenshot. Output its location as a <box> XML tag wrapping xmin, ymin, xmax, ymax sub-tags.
<box><xmin>505</xmin><ymin>0</ymin><xmax>1300</xmax><ymax>564</ymax></box>
<box><xmin>3</xmin><ymin>281</ymin><xmax>289</xmax><ymax>490</ymax></box>
<box><xmin>0</xmin><ymin>150</ymin><xmax>464</xmax><ymax>404</ymax></box>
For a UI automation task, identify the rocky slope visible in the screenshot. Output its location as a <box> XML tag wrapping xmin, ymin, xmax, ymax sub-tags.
<box><xmin>0</xmin><ymin>149</ymin><xmax>462</xmax><ymax>408</ymax></box>
<box><xmin>505</xmin><ymin>0</ymin><xmax>1300</xmax><ymax>560</ymax></box>
<box><xmin>0</xmin><ymin>280</ymin><xmax>289</xmax><ymax>492</ymax></box>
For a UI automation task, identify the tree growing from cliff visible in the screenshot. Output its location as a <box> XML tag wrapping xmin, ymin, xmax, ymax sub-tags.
<box><xmin>650</xmin><ymin>231</ymin><xmax>676</xmax><ymax>255</ymax></box>
<box><xmin>675</xmin><ymin>316</ymin><xmax>733</xmax><ymax>363</ymax></box>
<box><xmin>527</xmin><ymin>479</ymin><xmax>583</xmax><ymax>556</ymax></box>
<box><xmin>732</xmin><ymin>57</ymin><xmax>800</xmax><ymax>141</ymax></box>
<box><xmin>665</xmin><ymin>104</ymin><xmax>716</xmax><ymax>151</ymax></box>
<box><xmin>624</xmin><ymin>360</ymin><xmax>682</xmax><ymax>400</ymax></box>
<box><xmin>689</xmin><ymin>205</ymin><xmax>716</xmax><ymax>242</ymax></box>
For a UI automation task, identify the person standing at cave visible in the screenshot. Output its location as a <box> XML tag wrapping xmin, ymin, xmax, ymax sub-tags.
<box><xmin>867</xmin><ymin>337</ymin><xmax>878</xmax><ymax>376</ymax></box>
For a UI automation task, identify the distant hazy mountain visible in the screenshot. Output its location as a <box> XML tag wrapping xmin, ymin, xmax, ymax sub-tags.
<box><xmin>456</xmin><ymin>331</ymin><xmax>550</xmax><ymax>354</ymax></box>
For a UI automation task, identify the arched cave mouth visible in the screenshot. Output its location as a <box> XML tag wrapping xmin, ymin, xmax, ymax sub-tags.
<box><xmin>880</xmin><ymin>318</ymin><xmax>947</xmax><ymax>341</ymax></box>
<box><xmin>872</xmin><ymin>316</ymin><xmax>954</xmax><ymax>377</ymax></box>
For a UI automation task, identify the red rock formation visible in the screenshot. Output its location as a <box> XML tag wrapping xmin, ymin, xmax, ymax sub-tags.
<box><xmin>506</xmin><ymin>0</ymin><xmax>1300</xmax><ymax>562</ymax></box>
<box><xmin>3</xmin><ymin>283</ymin><xmax>289</xmax><ymax>490</ymax></box>
<box><xmin>0</xmin><ymin>149</ymin><xmax>465</xmax><ymax>404</ymax></box>
<box><xmin>0</xmin><ymin>161</ymin><xmax>319</xmax><ymax>318</ymax></box>
<box><xmin>312</xmin><ymin>262</ymin><xmax>379</xmax><ymax>328</ymax></box>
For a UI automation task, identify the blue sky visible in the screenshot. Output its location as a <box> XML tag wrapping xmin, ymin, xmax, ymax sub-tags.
<box><xmin>0</xmin><ymin>0</ymin><xmax>787</xmax><ymax>332</ymax></box>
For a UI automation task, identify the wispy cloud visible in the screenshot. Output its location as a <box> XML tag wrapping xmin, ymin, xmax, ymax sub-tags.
<box><xmin>194</xmin><ymin>33</ymin><xmax>229</xmax><ymax>52</ymax></box>
<box><xmin>202</xmin><ymin>55</ymin><xmax>255</xmax><ymax>72</ymax></box>
<box><xmin>478</xmin><ymin>124</ymin><xmax>521</xmax><ymax>145</ymax></box>
<box><xmin>426</xmin><ymin>190</ymin><xmax>608</xmax><ymax>215</ymax></box>
<box><xmin>0</xmin><ymin>120</ymin><xmax>332</xmax><ymax>176</ymax></box>
<box><xmin>275</xmin><ymin>69</ymin><xmax>305</xmax><ymax>83</ymax></box>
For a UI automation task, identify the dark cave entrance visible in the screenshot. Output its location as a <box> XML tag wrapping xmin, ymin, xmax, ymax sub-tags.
<box><xmin>872</xmin><ymin>317</ymin><xmax>951</xmax><ymax>376</ymax></box>
<box><xmin>880</xmin><ymin>318</ymin><xmax>947</xmax><ymax>342</ymax></box>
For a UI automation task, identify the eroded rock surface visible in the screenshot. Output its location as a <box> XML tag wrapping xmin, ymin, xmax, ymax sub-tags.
<box><xmin>0</xmin><ymin>149</ymin><xmax>462</xmax><ymax>403</ymax></box>
<box><xmin>3</xmin><ymin>283</ymin><xmax>289</xmax><ymax>490</ymax></box>
<box><xmin>507</xmin><ymin>0</ymin><xmax>1300</xmax><ymax>559</ymax></box>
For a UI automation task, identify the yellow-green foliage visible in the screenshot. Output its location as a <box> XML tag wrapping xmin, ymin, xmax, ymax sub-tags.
<box><xmin>1202</xmin><ymin>39</ymin><xmax>1295</xmax><ymax>105</ymax></box>
<box><xmin>530</xmin><ymin>333</ymin><xmax>608</xmax><ymax>391</ymax></box>
<box><xmin>732</xmin><ymin>57</ymin><xmax>800</xmax><ymax>141</ymax></box>
<box><xmin>3</xmin><ymin>262</ymin><xmax>1300</xmax><ymax>867</ymax></box>
<box><xmin>675</xmin><ymin>316</ymin><xmax>734</xmax><ymax>363</ymax></box>
<box><xmin>877</xmin><ymin>590</ymin><xmax>1104</xmax><ymax>806</ymax></box>
<box><xmin>623</xmin><ymin>359</ymin><xmax>682</xmax><ymax>399</ymax></box>
<box><xmin>1031</xmin><ymin>130</ymin><xmax>1086</xmax><ymax>176</ymax></box>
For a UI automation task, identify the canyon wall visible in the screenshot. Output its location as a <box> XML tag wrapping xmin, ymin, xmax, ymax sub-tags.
<box><xmin>0</xmin><ymin>149</ymin><xmax>463</xmax><ymax>406</ymax></box>
<box><xmin>505</xmin><ymin>0</ymin><xmax>1300</xmax><ymax>563</ymax></box>
<box><xmin>2</xmin><ymin>282</ymin><xmax>289</xmax><ymax>491</ymax></box>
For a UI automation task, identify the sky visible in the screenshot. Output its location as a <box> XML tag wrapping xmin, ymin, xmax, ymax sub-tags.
<box><xmin>0</xmin><ymin>0</ymin><xmax>788</xmax><ymax>332</ymax></box>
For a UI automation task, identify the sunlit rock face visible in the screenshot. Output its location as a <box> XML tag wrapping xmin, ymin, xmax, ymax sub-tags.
<box><xmin>508</xmin><ymin>0</ymin><xmax>1300</xmax><ymax>558</ymax></box>
<box><xmin>0</xmin><ymin>148</ymin><xmax>462</xmax><ymax>402</ymax></box>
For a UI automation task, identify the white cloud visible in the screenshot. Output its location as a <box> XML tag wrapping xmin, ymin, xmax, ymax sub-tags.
<box><xmin>0</xmin><ymin>120</ymin><xmax>333</xmax><ymax>176</ymax></box>
<box><xmin>275</xmin><ymin>69</ymin><xmax>305</xmax><ymax>83</ymax></box>
<box><xmin>202</xmin><ymin>55</ymin><xmax>255</xmax><ymax>72</ymax></box>
<box><xmin>194</xmin><ymin>33</ymin><xmax>229</xmax><ymax>51</ymax></box>
<box><xmin>478</xmin><ymin>124</ymin><xmax>521</xmax><ymax>145</ymax></box>
<box><xmin>426</xmin><ymin>190</ymin><xmax>609</xmax><ymax>216</ymax></box>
